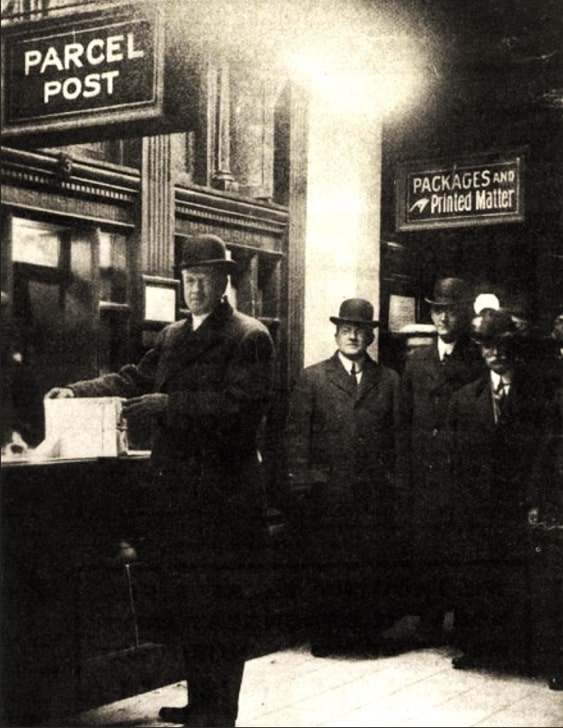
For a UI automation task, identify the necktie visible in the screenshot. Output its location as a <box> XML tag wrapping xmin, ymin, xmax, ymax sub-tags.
<box><xmin>494</xmin><ymin>380</ymin><xmax>508</xmax><ymax>419</ymax></box>
<box><xmin>441</xmin><ymin>352</ymin><xmax>450</xmax><ymax>365</ymax></box>
<box><xmin>351</xmin><ymin>362</ymin><xmax>360</xmax><ymax>386</ymax></box>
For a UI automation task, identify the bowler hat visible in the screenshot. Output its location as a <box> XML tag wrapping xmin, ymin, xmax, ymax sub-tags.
<box><xmin>471</xmin><ymin>308</ymin><xmax>521</xmax><ymax>344</ymax></box>
<box><xmin>330</xmin><ymin>298</ymin><xmax>379</xmax><ymax>327</ymax></box>
<box><xmin>425</xmin><ymin>277</ymin><xmax>474</xmax><ymax>306</ymax></box>
<box><xmin>179</xmin><ymin>234</ymin><xmax>236</xmax><ymax>271</ymax></box>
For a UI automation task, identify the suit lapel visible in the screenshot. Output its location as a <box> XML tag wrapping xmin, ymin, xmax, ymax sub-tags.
<box><xmin>326</xmin><ymin>353</ymin><xmax>387</xmax><ymax>401</ymax></box>
<box><xmin>327</xmin><ymin>353</ymin><xmax>356</xmax><ymax>397</ymax></box>
<box><xmin>427</xmin><ymin>339</ymin><xmax>477</xmax><ymax>392</ymax></box>
<box><xmin>474</xmin><ymin>375</ymin><xmax>496</xmax><ymax>427</ymax></box>
<box><xmin>422</xmin><ymin>344</ymin><xmax>446</xmax><ymax>389</ymax></box>
<box><xmin>159</xmin><ymin>304</ymin><xmax>229</xmax><ymax>387</ymax></box>
<box><xmin>355</xmin><ymin>356</ymin><xmax>383</xmax><ymax>403</ymax></box>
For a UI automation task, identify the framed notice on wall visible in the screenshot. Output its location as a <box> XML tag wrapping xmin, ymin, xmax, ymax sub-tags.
<box><xmin>396</xmin><ymin>150</ymin><xmax>525</xmax><ymax>231</ymax></box>
<box><xmin>142</xmin><ymin>275</ymin><xmax>179</xmax><ymax>324</ymax></box>
<box><xmin>388</xmin><ymin>294</ymin><xmax>416</xmax><ymax>333</ymax></box>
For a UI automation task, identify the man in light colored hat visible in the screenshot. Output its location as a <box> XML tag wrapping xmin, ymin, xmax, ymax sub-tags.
<box><xmin>400</xmin><ymin>277</ymin><xmax>483</xmax><ymax>646</ymax></box>
<box><xmin>447</xmin><ymin>308</ymin><xmax>559</xmax><ymax>677</ymax></box>
<box><xmin>287</xmin><ymin>298</ymin><xmax>404</xmax><ymax>656</ymax></box>
<box><xmin>46</xmin><ymin>233</ymin><xmax>275</xmax><ymax>727</ymax></box>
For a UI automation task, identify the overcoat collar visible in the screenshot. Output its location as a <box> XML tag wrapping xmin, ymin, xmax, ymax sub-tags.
<box><xmin>160</xmin><ymin>300</ymin><xmax>233</xmax><ymax>385</ymax></box>
<box><xmin>327</xmin><ymin>351</ymin><xmax>383</xmax><ymax>402</ymax></box>
<box><xmin>473</xmin><ymin>367</ymin><xmax>523</xmax><ymax>425</ymax></box>
<box><xmin>423</xmin><ymin>335</ymin><xmax>476</xmax><ymax>386</ymax></box>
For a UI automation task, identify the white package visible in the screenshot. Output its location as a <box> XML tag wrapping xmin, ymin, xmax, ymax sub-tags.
<box><xmin>37</xmin><ymin>397</ymin><xmax>128</xmax><ymax>459</ymax></box>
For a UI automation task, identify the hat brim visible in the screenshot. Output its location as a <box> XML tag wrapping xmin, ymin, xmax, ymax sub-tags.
<box><xmin>180</xmin><ymin>259</ymin><xmax>236</xmax><ymax>270</ymax></box>
<box><xmin>424</xmin><ymin>297</ymin><xmax>474</xmax><ymax>306</ymax></box>
<box><xmin>330</xmin><ymin>316</ymin><xmax>379</xmax><ymax>327</ymax></box>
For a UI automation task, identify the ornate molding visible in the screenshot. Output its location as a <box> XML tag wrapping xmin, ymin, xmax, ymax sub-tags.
<box><xmin>175</xmin><ymin>184</ymin><xmax>288</xmax><ymax>238</ymax></box>
<box><xmin>1</xmin><ymin>146</ymin><xmax>289</xmax><ymax>240</ymax></box>
<box><xmin>0</xmin><ymin>146</ymin><xmax>139</xmax><ymax>205</ymax></box>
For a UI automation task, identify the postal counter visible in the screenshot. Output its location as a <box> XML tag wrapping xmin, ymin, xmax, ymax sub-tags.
<box><xmin>1</xmin><ymin>450</ymin><xmax>305</xmax><ymax>726</ymax></box>
<box><xmin>0</xmin><ymin>452</ymin><xmax>190</xmax><ymax>727</ymax></box>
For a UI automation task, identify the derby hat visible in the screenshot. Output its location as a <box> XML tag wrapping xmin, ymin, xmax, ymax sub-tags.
<box><xmin>179</xmin><ymin>234</ymin><xmax>236</xmax><ymax>271</ymax></box>
<box><xmin>470</xmin><ymin>308</ymin><xmax>522</xmax><ymax>344</ymax></box>
<box><xmin>425</xmin><ymin>277</ymin><xmax>474</xmax><ymax>306</ymax></box>
<box><xmin>330</xmin><ymin>298</ymin><xmax>379</xmax><ymax>327</ymax></box>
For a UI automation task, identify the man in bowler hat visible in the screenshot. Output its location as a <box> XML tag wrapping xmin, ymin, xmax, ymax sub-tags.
<box><xmin>46</xmin><ymin>234</ymin><xmax>275</xmax><ymax>727</ymax></box>
<box><xmin>401</xmin><ymin>277</ymin><xmax>483</xmax><ymax>645</ymax></box>
<box><xmin>287</xmin><ymin>298</ymin><xmax>404</xmax><ymax>656</ymax></box>
<box><xmin>447</xmin><ymin>308</ymin><xmax>559</xmax><ymax>674</ymax></box>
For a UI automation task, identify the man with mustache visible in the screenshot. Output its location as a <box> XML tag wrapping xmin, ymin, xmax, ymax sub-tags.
<box><xmin>287</xmin><ymin>298</ymin><xmax>403</xmax><ymax>657</ymax></box>
<box><xmin>447</xmin><ymin>308</ymin><xmax>558</xmax><ymax>674</ymax></box>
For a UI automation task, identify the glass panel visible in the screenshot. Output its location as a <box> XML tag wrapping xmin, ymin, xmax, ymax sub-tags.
<box><xmin>98</xmin><ymin>308</ymin><xmax>130</xmax><ymax>376</ymax></box>
<box><xmin>258</xmin><ymin>257</ymin><xmax>281</xmax><ymax>318</ymax></box>
<box><xmin>99</xmin><ymin>231</ymin><xmax>128</xmax><ymax>303</ymax></box>
<box><xmin>10</xmin><ymin>274</ymin><xmax>65</xmax><ymax>447</ymax></box>
<box><xmin>12</xmin><ymin>218</ymin><xmax>62</xmax><ymax>267</ymax></box>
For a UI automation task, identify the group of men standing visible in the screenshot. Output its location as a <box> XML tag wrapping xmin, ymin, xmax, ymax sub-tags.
<box><xmin>45</xmin><ymin>235</ymin><xmax>561</xmax><ymax>727</ymax></box>
<box><xmin>287</xmin><ymin>278</ymin><xmax>561</xmax><ymax>685</ymax></box>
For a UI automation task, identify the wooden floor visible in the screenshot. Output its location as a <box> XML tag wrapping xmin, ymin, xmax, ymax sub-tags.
<box><xmin>46</xmin><ymin>617</ymin><xmax>562</xmax><ymax>728</ymax></box>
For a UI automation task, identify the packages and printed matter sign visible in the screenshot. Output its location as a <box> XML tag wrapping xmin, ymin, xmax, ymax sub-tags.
<box><xmin>396</xmin><ymin>152</ymin><xmax>525</xmax><ymax>230</ymax></box>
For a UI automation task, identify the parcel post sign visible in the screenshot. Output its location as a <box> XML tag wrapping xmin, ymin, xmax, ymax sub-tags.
<box><xmin>396</xmin><ymin>154</ymin><xmax>525</xmax><ymax>231</ymax></box>
<box><xmin>2</xmin><ymin>4</ymin><xmax>164</xmax><ymax>139</ymax></box>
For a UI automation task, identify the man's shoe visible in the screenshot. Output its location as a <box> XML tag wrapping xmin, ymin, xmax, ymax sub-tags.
<box><xmin>159</xmin><ymin>705</ymin><xmax>191</xmax><ymax>723</ymax></box>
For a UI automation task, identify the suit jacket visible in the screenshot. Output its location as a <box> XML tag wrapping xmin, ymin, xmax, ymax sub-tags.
<box><xmin>287</xmin><ymin>352</ymin><xmax>403</xmax><ymax>520</ymax></box>
<box><xmin>72</xmin><ymin>300</ymin><xmax>273</xmax><ymax>460</ymax></box>
<box><xmin>70</xmin><ymin>299</ymin><xmax>275</xmax><ymax>551</ymax></box>
<box><xmin>447</xmin><ymin>368</ymin><xmax>557</xmax><ymax>562</ymax></box>
<box><xmin>400</xmin><ymin>336</ymin><xmax>483</xmax><ymax>558</ymax></box>
<box><xmin>68</xmin><ymin>300</ymin><xmax>275</xmax><ymax>649</ymax></box>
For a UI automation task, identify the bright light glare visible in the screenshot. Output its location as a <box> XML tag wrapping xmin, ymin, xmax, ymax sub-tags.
<box><xmin>288</xmin><ymin>45</ymin><xmax>425</xmax><ymax>118</ymax></box>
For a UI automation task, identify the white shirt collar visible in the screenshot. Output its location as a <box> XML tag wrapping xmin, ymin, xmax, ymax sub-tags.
<box><xmin>437</xmin><ymin>338</ymin><xmax>455</xmax><ymax>361</ymax></box>
<box><xmin>338</xmin><ymin>352</ymin><xmax>365</xmax><ymax>377</ymax></box>
<box><xmin>490</xmin><ymin>370</ymin><xmax>512</xmax><ymax>389</ymax></box>
<box><xmin>192</xmin><ymin>312</ymin><xmax>210</xmax><ymax>331</ymax></box>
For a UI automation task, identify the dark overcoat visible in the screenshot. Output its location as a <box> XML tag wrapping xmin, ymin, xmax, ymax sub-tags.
<box><xmin>287</xmin><ymin>352</ymin><xmax>403</xmax><ymax>562</ymax></box>
<box><xmin>401</xmin><ymin>336</ymin><xmax>483</xmax><ymax>561</ymax></box>
<box><xmin>447</xmin><ymin>369</ymin><xmax>557</xmax><ymax>563</ymax></box>
<box><xmin>69</xmin><ymin>299</ymin><xmax>275</xmax><ymax>652</ymax></box>
<box><xmin>446</xmin><ymin>369</ymin><xmax>558</xmax><ymax>659</ymax></box>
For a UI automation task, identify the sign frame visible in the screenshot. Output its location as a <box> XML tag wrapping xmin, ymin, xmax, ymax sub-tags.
<box><xmin>1</xmin><ymin>1</ymin><xmax>165</xmax><ymax>144</ymax></box>
<box><xmin>395</xmin><ymin>150</ymin><xmax>526</xmax><ymax>231</ymax></box>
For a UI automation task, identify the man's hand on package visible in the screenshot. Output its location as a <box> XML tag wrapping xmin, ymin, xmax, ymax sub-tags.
<box><xmin>45</xmin><ymin>387</ymin><xmax>75</xmax><ymax>399</ymax></box>
<box><xmin>122</xmin><ymin>393</ymin><xmax>168</xmax><ymax>425</ymax></box>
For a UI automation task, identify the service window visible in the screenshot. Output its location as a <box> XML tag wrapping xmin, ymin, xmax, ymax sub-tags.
<box><xmin>4</xmin><ymin>217</ymin><xmax>133</xmax><ymax>445</ymax></box>
<box><xmin>98</xmin><ymin>230</ymin><xmax>131</xmax><ymax>375</ymax></box>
